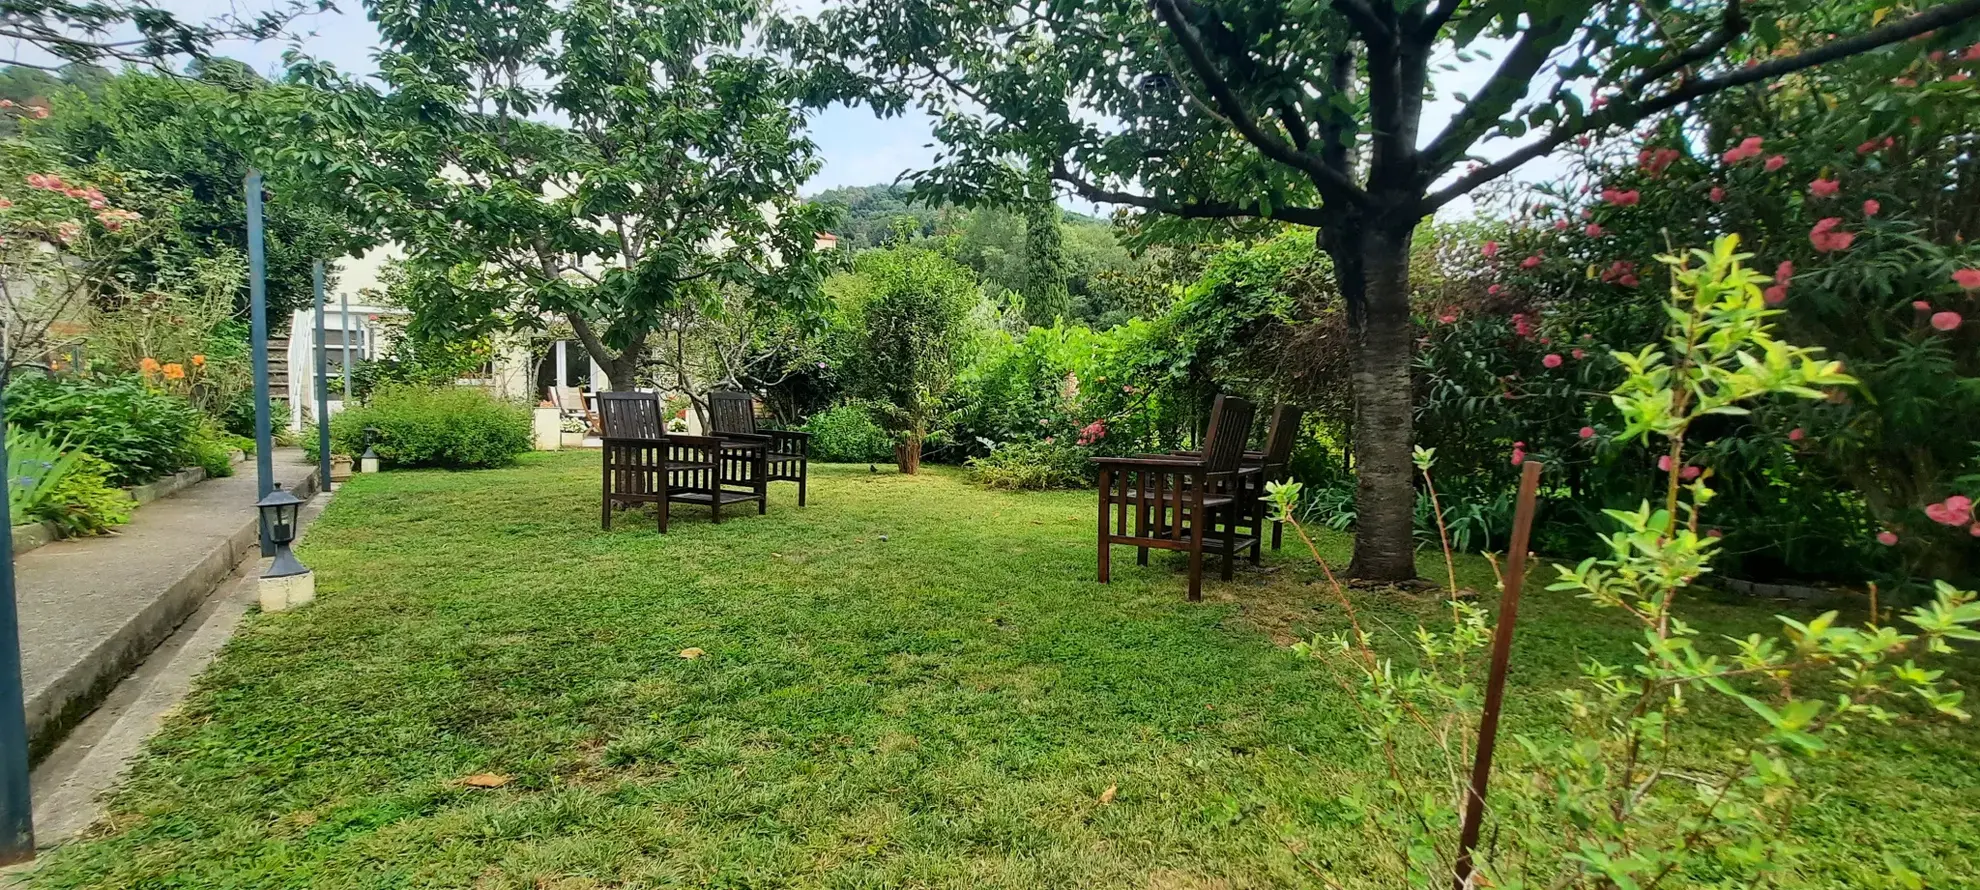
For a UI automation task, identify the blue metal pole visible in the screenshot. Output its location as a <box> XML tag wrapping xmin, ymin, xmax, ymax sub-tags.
<box><xmin>313</xmin><ymin>260</ymin><xmax>331</xmax><ymax>490</ymax></box>
<box><xmin>247</xmin><ymin>171</ymin><xmax>274</xmax><ymax>556</ymax></box>
<box><xmin>340</xmin><ymin>289</ymin><xmax>351</xmax><ymax>402</ymax></box>
<box><xmin>0</xmin><ymin>392</ymin><xmax>34</xmax><ymax>864</ymax></box>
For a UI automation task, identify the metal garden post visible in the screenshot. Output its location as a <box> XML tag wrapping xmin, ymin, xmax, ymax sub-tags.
<box><xmin>340</xmin><ymin>290</ymin><xmax>350</xmax><ymax>402</ymax></box>
<box><xmin>0</xmin><ymin>392</ymin><xmax>33</xmax><ymax>863</ymax></box>
<box><xmin>1451</xmin><ymin>458</ymin><xmax>1544</xmax><ymax>890</ymax></box>
<box><xmin>313</xmin><ymin>261</ymin><xmax>331</xmax><ymax>488</ymax></box>
<box><xmin>246</xmin><ymin>171</ymin><xmax>274</xmax><ymax>556</ymax></box>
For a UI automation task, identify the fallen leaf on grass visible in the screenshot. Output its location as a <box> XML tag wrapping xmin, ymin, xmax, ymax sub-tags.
<box><xmin>1098</xmin><ymin>784</ymin><xmax>1118</xmax><ymax>805</ymax></box>
<box><xmin>678</xmin><ymin>647</ymin><xmax>706</xmax><ymax>659</ymax></box>
<box><xmin>462</xmin><ymin>773</ymin><xmax>511</xmax><ymax>789</ymax></box>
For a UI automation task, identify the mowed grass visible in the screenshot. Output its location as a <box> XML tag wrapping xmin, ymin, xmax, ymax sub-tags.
<box><xmin>26</xmin><ymin>452</ymin><xmax>1980</xmax><ymax>888</ymax></box>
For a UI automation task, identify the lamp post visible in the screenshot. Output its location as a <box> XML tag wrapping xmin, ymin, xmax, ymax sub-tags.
<box><xmin>246</xmin><ymin>170</ymin><xmax>274</xmax><ymax>556</ymax></box>
<box><xmin>255</xmin><ymin>485</ymin><xmax>313</xmax><ymax>612</ymax></box>
<box><xmin>313</xmin><ymin>260</ymin><xmax>331</xmax><ymax>490</ymax></box>
<box><xmin>0</xmin><ymin>395</ymin><xmax>34</xmax><ymax>863</ymax></box>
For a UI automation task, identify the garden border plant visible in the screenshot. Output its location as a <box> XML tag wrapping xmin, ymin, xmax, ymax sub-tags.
<box><xmin>1267</xmin><ymin>236</ymin><xmax>1979</xmax><ymax>888</ymax></box>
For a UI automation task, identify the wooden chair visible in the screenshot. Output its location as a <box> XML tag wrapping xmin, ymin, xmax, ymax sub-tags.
<box><xmin>1093</xmin><ymin>395</ymin><xmax>1258</xmax><ymax>601</ymax></box>
<box><xmin>598</xmin><ymin>392</ymin><xmax>765</xmax><ymax>531</ymax></box>
<box><xmin>706</xmin><ymin>390</ymin><xmax>811</xmax><ymax>506</ymax></box>
<box><xmin>1171</xmin><ymin>401</ymin><xmax>1305</xmax><ymax>557</ymax></box>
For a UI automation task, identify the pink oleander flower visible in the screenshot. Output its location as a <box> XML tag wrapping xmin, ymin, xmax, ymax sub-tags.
<box><xmin>1553</xmin><ymin>219</ymin><xmax>1569</xmax><ymax>231</ymax></box>
<box><xmin>1618</xmin><ymin>273</ymin><xmax>1640</xmax><ymax>288</ymax></box>
<box><xmin>1657</xmin><ymin>455</ymin><xmax>1673</xmax><ymax>472</ymax></box>
<box><xmin>1521</xmin><ymin>254</ymin><xmax>1543</xmax><ymax>269</ymax></box>
<box><xmin>1863</xmin><ymin>199</ymin><xmax>1880</xmax><ymax>217</ymax></box>
<box><xmin>1764</xmin><ymin>154</ymin><xmax>1787</xmax><ymax>172</ymax></box>
<box><xmin>1487</xmin><ymin>284</ymin><xmax>1502</xmax><ymax>296</ymax></box>
<box><xmin>1786</xmin><ymin>427</ymin><xmax>1805</xmax><ymax>443</ymax></box>
<box><xmin>1542</xmin><ymin>353</ymin><xmax>1563</xmax><ymax>368</ymax></box>
<box><xmin>1681</xmin><ymin>465</ymin><xmax>1702</xmax><ymax>481</ymax></box>
<box><xmin>1925</xmin><ymin>495</ymin><xmax>1974</xmax><ymax>527</ymax></box>
<box><xmin>1576</xmin><ymin>135</ymin><xmax>1591</xmax><ymax>147</ymax></box>
<box><xmin>1512</xmin><ymin>312</ymin><xmax>1536</xmax><ymax>338</ymax></box>
<box><xmin>1953</xmin><ymin>268</ymin><xmax>1980</xmax><ymax>289</ymax></box>
<box><xmin>1809</xmin><ymin>217</ymin><xmax>1855</xmax><ymax>252</ymax></box>
<box><xmin>1894</xmin><ymin>77</ymin><xmax>1917</xmax><ymax>88</ymax></box>
<box><xmin>1914</xmin><ymin>300</ymin><xmax>1933</xmax><ymax>311</ymax></box>
<box><xmin>1510</xmin><ymin>442</ymin><xmax>1526</xmax><ymax>466</ymax></box>
<box><xmin>1809</xmin><ymin>177</ymin><xmax>1840</xmax><ymax>198</ymax></box>
<box><xmin>1584</xmin><ymin>223</ymin><xmax>1604</xmax><ymax>237</ymax></box>
<box><xmin>1438</xmin><ymin>313</ymin><xmax>1457</xmax><ymax>324</ymax></box>
<box><xmin>1709</xmin><ymin>185</ymin><xmax>1725</xmax><ymax>202</ymax></box>
<box><xmin>1721</xmin><ymin>135</ymin><xmax>1764</xmax><ymax>163</ymax></box>
<box><xmin>1077</xmin><ymin>420</ymin><xmax>1107</xmax><ymax>446</ymax></box>
<box><xmin>1763</xmin><ymin>285</ymin><xmax>1788</xmax><ymax>306</ymax></box>
<box><xmin>1600</xmin><ymin>188</ymin><xmax>1640</xmax><ymax>206</ymax></box>
<box><xmin>54</xmin><ymin>221</ymin><xmax>79</xmax><ymax>242</ymax></box>
<box><xmin>1931</xmin><ymin>310</ymin><xmax>1963</xmax><ymax>332</ymax></box>
<box><xmin>0</xmin><ymin>198</ymin><xmax>11</xmax><ymax>209</ymax></box>
<box><xmin>1578</xmin><ymin>426</ymin><xmax>1595</xmax><ymax>439</ymax></box>
<box><xmin>1776</xmin><ymin>260</ymin><xmax>1794</xmax><ymax>282</ymax></box>
<box><xmin>1877</xmin><ymin>530</ymin><xmax>1899</xmax><ymax>546</ymax></box>
<box><xmin>1571</xmin><ymin>348</ymin><xmax>1586</xmax><ymax>360</ymax></box>
<box><xmin>1482</xmin><ymin>240</ymin><xmax>1499</xmax><ymax>258</ymax></box>
<box><xmin>1953</xmin><ymin>72</ymin><xmax>1973</xmax><ymax>83</ymax></box>
<box><xmin>1856</xmin><ymin>139</ymin><xmax>1880</xmax><ymax>155</ymax></box>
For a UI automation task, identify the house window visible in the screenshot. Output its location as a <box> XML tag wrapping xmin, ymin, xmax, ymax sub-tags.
<box><xmin>318</xmin><ymin>328</ymin><xmax>368</xmax><ymax>372</ymax></box>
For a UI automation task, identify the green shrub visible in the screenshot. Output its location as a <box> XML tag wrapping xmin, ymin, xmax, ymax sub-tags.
<box><xmin>5</xmin><ymin>373</ymin><xmax>200</xmax><ymax>485</ymax></box>
<box><xmin>329</xmin><ymin>385</ymin><xmax>532</xmax><ymax>470</ymax></box>
<box><xmin>802</xmin><ymin>404</ymin><xmax>893</xmax><ymax>462</ymax></box>
<box><xmin>37</xmin><ymin>452</ymin><xmax>132</xmax><ymax>536</ymax></box>
<box><xmin>965</xmin><ymin>439</ymin><xmax>1089</xmax><ymax>491</ymax></box>
<box><xmin>8</xmin><ymin>427</ymin><xmax>81</xmax><ymax>526</ymax></box>
<box><xmin>186</xmin><ymin>424</ymin><xmax>237</xmax><ymax>478</ymax></box>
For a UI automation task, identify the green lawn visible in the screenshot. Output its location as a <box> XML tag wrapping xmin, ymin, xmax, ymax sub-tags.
<box><xmin>28</xmin><ymin>452</ymin><xmax>1980</xmax><ymax>888</ymax></box>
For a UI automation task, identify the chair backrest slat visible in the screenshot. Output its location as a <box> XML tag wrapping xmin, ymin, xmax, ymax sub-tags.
<box><xmin>1262</xmin><ymin>403</ymin><xmax>1304</xmax><ymax>467</ymax></box>
<box><xmin>708</xmin><ymin>391</ymin><xmax>758</xmax><ymax>437</ymax></box>
<box><xmin>1200</xmin><ymin>395</ymin><xmax>1257</xmax><ymax>474</ymax></box>
<box><xmin>599</xmin><ymin>392</ymin><xmax>663</xmax><ymax>440</ymax></box>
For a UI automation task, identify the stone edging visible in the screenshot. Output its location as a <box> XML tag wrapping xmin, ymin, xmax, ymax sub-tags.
<box><xmin>10</xmin><ymin>451</ymin><xmax>251</xmax><ymax>557</ymax></box>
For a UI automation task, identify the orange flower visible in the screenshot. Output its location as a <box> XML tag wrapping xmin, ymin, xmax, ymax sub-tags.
<box><xmin>138</xmin><ymin>357</ymin><xmax>160</xmax><ymax>373</ymax></box>
<box><xmin>190</xmin><ymin>354</ymin><xmax>205</xmax><ymax>367</ymax></box>
<box><xmin>162</xmin><ymin>363</ymin><xmax>185</xmax><ymax>380</ymax></box>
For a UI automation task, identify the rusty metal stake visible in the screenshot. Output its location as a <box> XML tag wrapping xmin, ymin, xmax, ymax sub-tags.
<box><xmin>1451</xmin><ymin>458</ymin><xmax>1544</xmax><ymax>890</ymax></box>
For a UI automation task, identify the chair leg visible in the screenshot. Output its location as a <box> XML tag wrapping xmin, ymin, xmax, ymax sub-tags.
<box><xmin>602</xmin><ymin>495</ymin><xmax>613</xmax><ymax>530</ymax></box>
<box><xmin>757</xmin><ymin>456</ymin><xmax>768</xmax><ymax>515</ymax></box>
<box><xmin>798</xmin><ymin>461</ymin><xmax>808</xmax><ymax>506</ymax></box>
<box><xmin>1187</xmin><ymin>510</ymin><xmax>1204</xmax><ymax>602</ymax></box>
<box><xmin>1095</xmin><ymin>469</ymin><xmax>1112</xmax><ymax>583</ymax></box>
<box><xmin>1272</xmin><ymin>518</ymin><xmax>1283</xmax><ymax>550</ymax></box>
<box><xmin>658</xmin><ymin>495</ymin><xmax>669</xmax><ymax>533</ymax></box>
<box><xmin>1221</xmin><ymin>504</ymin><xmax>1236</xmax><ymax>581</ymax></box>
<box><xmin>1249</xmin><ymin>499</ymin><xmax>1263</xmax><ymax>565</ymax></box>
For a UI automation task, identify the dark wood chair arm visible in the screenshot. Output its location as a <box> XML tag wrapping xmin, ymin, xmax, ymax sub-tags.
<box><xmin>665</xmin><ymin>434</ymin><xmax>741</xmax><ymax>450</ymax></box>
<box><xmin>1091</xmin><ymin>455</ymin><xmax>1208</xmax><ymax>468</ymax></box>
<box><xmin>714</xmin><ymin>431</ymin><xmax>773</xmax><ymax>445</ymax></box>
<box><xmin>1171</xmin><ymin>449</ymin><xmax>1268</xmax><ymax>461</ymax></box>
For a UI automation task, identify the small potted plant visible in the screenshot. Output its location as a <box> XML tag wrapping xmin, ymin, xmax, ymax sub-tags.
<box><xmin>559</xmin><ymin>415</ymin><xmax>590</xmax><ymax>448</ymax></box>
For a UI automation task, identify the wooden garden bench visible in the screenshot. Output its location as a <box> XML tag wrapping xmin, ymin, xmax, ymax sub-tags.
<box><xmin>1093</xmin><ymin>395</ymin><xmax>1258</xmax><ymax>601</ymax></box>
<box><xmin>1176</xmin><ymin>402</ymin><xmax>1305</xmax><ymax>554</ymax></box>
<box><xmin>598</xmin><ymin>392</ymin><xmax>765</xmax><ymax>531</ymax></box>
<box><xmin>707</xmin><ymin>390</ymin><xmax>811</xmax><ymax>506</ymax></box>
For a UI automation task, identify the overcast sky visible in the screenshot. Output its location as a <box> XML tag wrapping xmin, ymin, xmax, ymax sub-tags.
<box><xmin>52</xmin><ymin>0</ymin><xmax>1549</xmax><ymax>218</ymax></box>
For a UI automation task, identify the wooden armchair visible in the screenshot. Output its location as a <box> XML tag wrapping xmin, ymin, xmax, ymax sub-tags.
<box><xmin>598</xmin><ymin>392</ymin><xmax>765</xmax><ymax>532</ymax></box>
<box><xmin>1093</xmin><ymin>395</ymin><xmax>1258</xmax><ymax>601</ymax></box>
<box><xmin>1169</xmin><ymin>401</ymin><xmax>1305</xmax><ymax>556</ymax></box>
<box><xmin>707</xmin><ymin>390</ymin><xmax>811</xmax><ymax>506</ymax></box>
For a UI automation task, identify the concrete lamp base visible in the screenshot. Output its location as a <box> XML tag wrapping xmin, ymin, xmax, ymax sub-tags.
<box><xmin>259</xmin><ymin>570</ymin><xmax>316</xmax><ymax>613</ymax></box>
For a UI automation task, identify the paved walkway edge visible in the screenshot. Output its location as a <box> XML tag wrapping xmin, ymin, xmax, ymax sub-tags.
<box><xmin>24</xmin><ymin>467</ymin><xmax>320</xmax><ymax>760</ymax></box>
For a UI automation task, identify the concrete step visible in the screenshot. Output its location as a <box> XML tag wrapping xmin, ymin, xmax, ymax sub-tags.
<box><xmin>15</xmin><ymin>449</ymin><xmax>319</xmax><ymax>760</ymax></box>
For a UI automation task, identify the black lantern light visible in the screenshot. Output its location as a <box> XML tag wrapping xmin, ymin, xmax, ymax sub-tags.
<box><xmin>256</xmin><ymin>484</ymin><xmax>308</xmax><ymax>577</ymax></box>
<box><xmin>360</xmin><ymin>426</ymin><xmax>382</xmax><ymax>473</ymax></box>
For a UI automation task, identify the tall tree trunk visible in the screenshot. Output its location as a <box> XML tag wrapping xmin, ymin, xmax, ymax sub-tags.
<box><xmin>1323</xmin><ymin>221</ymin><xmax>1419</xmax><ymax>582</ymax></box>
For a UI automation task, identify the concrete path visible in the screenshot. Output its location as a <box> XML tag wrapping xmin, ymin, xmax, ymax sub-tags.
<box><xmin>17</xmin><ymin>449</ymin><xmax>318</xmax><ymax>760</ymax></box>
<box><xmin>25</xmin><ymin>488</ymin><xmax>334</xmax><ymax>851</ymax></box>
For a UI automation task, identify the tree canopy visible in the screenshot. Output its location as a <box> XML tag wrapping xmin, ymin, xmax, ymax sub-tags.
<box><xmin>284</xmin><ymin>0</ymin><xmax>836</xmax><ymax>388</ymax></box>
